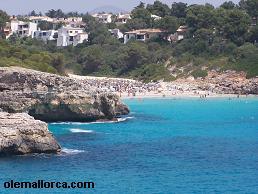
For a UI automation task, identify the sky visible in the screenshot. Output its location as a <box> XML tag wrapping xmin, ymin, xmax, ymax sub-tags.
<box><xmin>0</xmin><ymin>0</ymin><xmax>240</xmax><ymax>15</ymax></box>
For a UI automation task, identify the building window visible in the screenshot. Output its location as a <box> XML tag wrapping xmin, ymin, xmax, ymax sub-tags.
<box><xmin>136</xmin><ymin>35</ymin><xmax>144</xmax><ymax>40</ymax></box>
<box><xmin>53</xmin><ymin>33</ymin><xmax>58</xmax><ymax>39</ymax></box>
<box><xmin>42</xmin><ymin>32</ymin><xmax>47</xmax><ymax>36</ymax></box>
<box><xmin>69</xmin><ymin>36</ymin><xmax>74</xmax><ymax>41</ymax></box>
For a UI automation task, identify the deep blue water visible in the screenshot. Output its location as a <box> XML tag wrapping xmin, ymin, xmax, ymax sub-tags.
<box><xmin>1</xmin><ymin>98</ymin><xmax>258</xmax><ymax>193</ymax></box>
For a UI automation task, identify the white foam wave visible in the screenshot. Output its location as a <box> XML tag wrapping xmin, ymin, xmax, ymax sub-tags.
<box><xmin>92</xmin><ymin>116</ymin><xmax>134</xmax><ymax>124</ymax></box>
<box><xmin>50</xmin><ymin>122</ymin><xmax>86</xmax><ymax>125</ymax></box>
<box><xmin>117</xmin><ymin>118</ymin><xmax>127</xmax><ymax>122</ymax></box>
<box><xmin>50</xmin><ymin>116</ymin><xmax>134</xmax><ymax>125</ymax></box>
<box><xmin>70</xmin><ymin>129</ymin><xmax>95</xmax><ymax>133</ymax></box>
<box><xmin>126</xmin><ymin>116</ymin><xmax>134</xmax><ymax>119</ymax></box>
<box><xmin>61</xmin><ymin>148</ymin><xmax>84</xmax><ymax>155</ymax></box>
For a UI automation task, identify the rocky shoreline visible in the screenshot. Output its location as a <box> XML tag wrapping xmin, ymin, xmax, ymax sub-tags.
<box><xmin>70</xmin><ymin>70</ymin><xmax>258</xmax><ymax>99</ymax></box>
<box><xmin>0</xmin><ymin>112</ymin><xmax>61</xmax><ymax>155</ymax></box>
<box><xmin>0</xmin><ymin>67</ymin><xmax>130</xmax><ymax>155</ymax></box>
<box><xmin>116</xmin><ymin>70</ymin><xmax>258</xmax><ymax>98</ymax></box>
<box><xmin>1</xmin><ymin>67</ymin><xmax>257</xmax><ymax>156</ymax></box>
<box><xmin>172</xmin><ymin>70</ymin><xmax>258</xmax><ymax>95</ymax></box>
<box><xmin>0</xmin><ymin>67</ymin><xmax>129</xmax><ymax>121</ymax></box>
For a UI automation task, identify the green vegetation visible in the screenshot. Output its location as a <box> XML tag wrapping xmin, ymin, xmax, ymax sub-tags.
<box><xmin>73</xmin><ymin>40</ymin><xmax>172</xmax><ymax>79</ymax></box>
<box><xmin>0</xmin><ymin>10</ymin><xmax>9</xmax><ymax>38</ymax></box>
<box><xmin>227</xmin><ymin>43</ymin><xmax>258</xmax><ymax>78</ymax></box>
<box><xmin>0</xmin><ymin>38</ymin><xmax>65</xmax><ymax>74</ymax></box>
<box><xmin>0</xmin><ymin>0</ymin><xmax>258</xmax><ymax>81</ymax></box>
<box><xmin>191</xmin><ymin>69</ymin><xmax>208</xmax><ymax>79</ymax></box>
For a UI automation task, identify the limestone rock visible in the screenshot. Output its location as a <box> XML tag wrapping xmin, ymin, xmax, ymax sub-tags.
<box><xmin>192</xmin><ymin>70</ymin><xmax>258</xmax><ymax>95</ymax></box>
<box><xmin>0</xmin><ymin>112</ymin><xmax>61</xmax><ymax>155</ymax></box>
<box><xmin>0</xmin><ymin>67</ymin><xmax>130</xmax><ymax>122</ymax></box>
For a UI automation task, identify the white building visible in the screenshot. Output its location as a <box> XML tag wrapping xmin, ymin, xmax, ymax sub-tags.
<box><xmin>51</xmin><ymin>17</ymin><xmax>85</xmax><ymax>28</ymax></box>
<box><xmin>16</xmin><ymin>21</ymin><xmax>38</xmax><ymax>38</ymax></box>
<box><xmin>3</xmin><ymin>23</ymin><xmax>13</xmax><ymax>39</ymax></box>
<box><xmin>124</xmin><ymin>29</ymin><xmax>166</xmax><ymax>44</ymax></box>
<box><xmin>28</xmin><ymin>16</ymin><xmax>54</xmax><ymax>24</ymax></box>
<box><xmin>69</xmin><ymin>21</ymin><xmax>86</xmax><ymax>28</ymax></box>
<box><xmin>5</xmin><ymin>20</ymin><xmax>38</xmax><ymax>38</ymax></box>
<box><xmin>116</xmin><ymin>13</ymin><xmax>131</xmax><ymax>25</ymax></box>
<box><xmin>176</xmin><ymin>26</ymin><xmax>187</xmax><ymax>41</ymax></box>
<box><xmin>92</xmin><ymin>13</ymin><xmax>112</xmax><ymax>23</ymax></box>
<box><xmin>52</xmin><ymin>18</ymin><xmax>66</xmax><ymax>24</ymax></box>
<box><xmin>109</xmin><ymin>29</ymin><xmax>124</xmax><ymax>39</ymax></box>
<box><xmin>151</xmin><ymin>14</ymin><xmax>162</xmax><ymax>21</ymax></box>
<box><xmin>57</xmin><ymin>26</ymin><xmax>88</xmax><ymax>47</ymax></box>
<box><xmin>66</xmin><ymin>17</ymin><xmax>83</xmax><ymax>23</ymax></box>
<box><xmin>34</xmin><ymin>30</ymin><xmax>58</xmax><ymax>42</ymax></box>
<box><xmin>168</xmin><ymin>26</ymin><xmax>188</xmax><ymax>42</ymax></box>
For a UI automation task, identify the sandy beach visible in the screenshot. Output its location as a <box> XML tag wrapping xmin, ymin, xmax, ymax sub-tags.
<box><xmin>118</xmin><ymin>91</ymin><xmax>255</xmax><ymax>100</ymax></box>
<box><xmin>69</xmin><ymin>74</ymin><xmax>257</xmax><ymax>100</ymax></box>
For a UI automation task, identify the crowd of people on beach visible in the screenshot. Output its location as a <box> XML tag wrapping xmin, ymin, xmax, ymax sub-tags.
<box><xmin>71</xmin><ymin>75</ymin><xmax>216</xmax><ymax>98</ymax></box>
<box><xmin>79</xmin><ymin>78</ymin><xmax>162</xmax><ymax>96</ymax></box>
<box><xmin>70</xmin><ymin>74</ymin><xmax>252</xmax><ymax>99</ymax></box>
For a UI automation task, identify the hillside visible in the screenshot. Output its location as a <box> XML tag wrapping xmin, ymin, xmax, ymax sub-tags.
<box><xmin>0</xmin><ymin>39</ymin><xmax>65</xmax><ymax>75</ymax></box>
<box><xmin>0</xmin><ymin>0</ymin><xmax>258</xmax><ymax>82</ymax></box>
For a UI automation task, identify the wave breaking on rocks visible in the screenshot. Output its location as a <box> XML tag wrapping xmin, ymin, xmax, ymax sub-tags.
<box><xmin>0</xmin><ymin>67</ymin><xmax>130</xmax><ymax>155</ymax></box>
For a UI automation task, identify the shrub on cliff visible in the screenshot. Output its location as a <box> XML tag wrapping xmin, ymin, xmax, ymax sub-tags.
<box><xmin>0</xmin><ymin>39</ymin><xmax>63</xmax><ymax>74</ymax></box>
<box><xmin>191</xmin><ymin>69</ymin><xmax>208</xmax><ymax>78</ymax></box>
<box><xmin>231</xmin><ymin>43</ymin><xmax>258</xmax><ymax>78</ymax></box>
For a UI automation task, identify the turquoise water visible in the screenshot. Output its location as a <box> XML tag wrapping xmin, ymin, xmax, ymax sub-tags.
<box><xmin>1</xmin><ymin>98</ymin><xmax>258</xmax><ymax>193</ymax></box>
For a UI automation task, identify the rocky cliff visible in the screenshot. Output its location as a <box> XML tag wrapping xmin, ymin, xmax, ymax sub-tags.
<box><xmin>0</xmin><ymin>112</ymin><xmax>61</xmax><ymax>155</ymax></box>
<box><xmin>0</xmin><ymin>67</ymin><xmax>129</xmax><ymax>155</ymax></box>
<box><xmin>174</xmin><ymin>70</ymin><xmax>258</xmax><ymax>95</ymax></box>
<box><xmin>198</xmin><ymin>70</ymin><xmax>258</xmax><ymax>94</ymax></box>
<box><xmin>0</xmin><ymin>67</ymin><xmax>129</xmax><ymax>122</ymax></box>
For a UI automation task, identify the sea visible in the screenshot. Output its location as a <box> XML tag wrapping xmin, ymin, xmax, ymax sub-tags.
<box><xmin>1</xmin><ymin>97</ymin><xmax>258</xmax><ymax>194</ymax></box>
